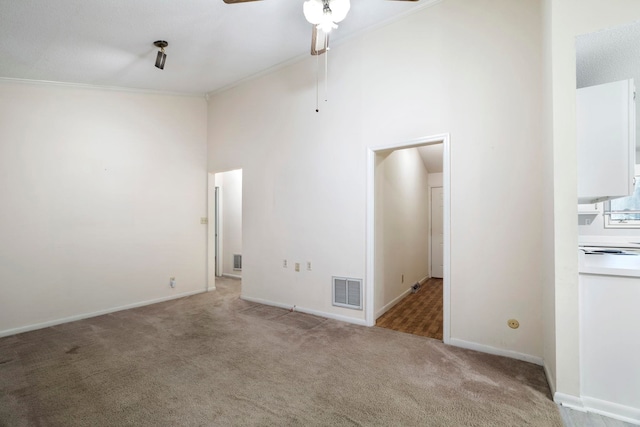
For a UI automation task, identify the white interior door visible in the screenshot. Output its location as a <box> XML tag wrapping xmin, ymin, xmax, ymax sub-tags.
<box><xmin>431</xmin><ymin>186</ymin><xmax>444</xmax><ymax>278</ymax></box>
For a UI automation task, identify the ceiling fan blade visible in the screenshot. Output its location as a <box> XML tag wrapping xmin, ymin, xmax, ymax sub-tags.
<box><xmin>222</xmin><ymin>0</ymin><xmax>262</xmax><ymax>4</ymax></box>
<box><xmin>310</xmin><ymin>26</ymin><xmax>329</xmax><ymax>56</ymax></box>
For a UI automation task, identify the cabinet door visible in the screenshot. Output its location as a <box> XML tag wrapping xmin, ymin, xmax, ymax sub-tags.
<box><xmin>577</xmin><ymin>79</ymin><xmax>635</xmax><ymax>204</ymax></box>
<box><xmin>580</xmin><ymin>274</ymin><xmax>640</xmax><ymax>411</ymax></box>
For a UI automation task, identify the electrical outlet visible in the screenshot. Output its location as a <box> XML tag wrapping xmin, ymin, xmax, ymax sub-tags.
<box><xmin>170</xmin><ymin>277</ymin><xmax>176</xmax><ymax>288</ymax></box>
<box><xmin>295</xmin><ymin>263</ymin><xmax>300</xmax><ymax>272</ymax></box>
<box><xmin>306</xmin><ymin>261</ymin><xmax>312</xmax><ymax>271</ymax></box>
<box><xmin>507</xmin><ymin>319</ymin><xmax>520</xmax><ymax>329</ymax></box>
<box><xmin>283</xmin><ymin>259</ymin><xmax>288</xmax><ymax>268</ymax></box>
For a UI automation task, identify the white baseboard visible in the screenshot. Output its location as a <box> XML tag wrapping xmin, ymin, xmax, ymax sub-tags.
<box><xmin>555</xmin><ymin>392</ymin><xmax>640</xmax><ymax>425</ymax></box>
<box><xmin>241</xmin><ymin>296</ymin><xmax>368</xmax><ymax>327</ymax></box>
<box><xmin>554</xmin><ymin>393</ymin><xmax>585</xmax><ymax>411</ymax></box>
<box><xmin>221</xmin><ymin>273</ymin><xmax>242</xmax><ymax>279</ymax></box>
<box><xmin>0</xmin><ymin>289</ymin><xmax>206</xmax><ymax>338</ymax></box>
<box><xmin>582</xmin><ymin>396</ymin><xmax>640</xmax><ymax>425</ymax></box>
<box><xmin>373</xmin><ymin>275</ymin><xmax>431</xmax><ymax>320</ymax></box>
<box><xmin>375</xmin><ymin>287</ymin><xmax>412</xmax><ymax>319</ymax></box>
<box><xmin>543</xmin><ymin>362</ymin><xmax>557</xmax><ymax>396</ymax></box>
<box><xmin>448</xmin><ymin>338</ymin><xmax>543</xmax><ymax>366</ymax></box>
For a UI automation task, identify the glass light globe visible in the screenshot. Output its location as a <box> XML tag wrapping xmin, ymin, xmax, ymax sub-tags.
<box><xmin>303</xmin><ymin>0</ymin><xmax>351</xmax><ymax>25</ymax></box>
<box><xmin>303</xmin><ymin>0</ymin><xmax>324</xmax><ymax>24</ymax></box>
<box><xmin>329</xmin><ymin>0</ymin><xmax>350</xmax><ymax>23</ymax></box>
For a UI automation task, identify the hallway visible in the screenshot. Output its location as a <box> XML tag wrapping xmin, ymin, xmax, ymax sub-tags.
<box><xmin>375</xmin><ymin>278</ymin><xmax>443</xmax><ymax>340</ymax></box>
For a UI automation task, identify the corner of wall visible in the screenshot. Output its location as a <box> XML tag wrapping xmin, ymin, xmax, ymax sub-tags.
<box><xmin>544</xmin><ymin>360</ymin><xmax>557</xmax><ymax>397</ymax></box>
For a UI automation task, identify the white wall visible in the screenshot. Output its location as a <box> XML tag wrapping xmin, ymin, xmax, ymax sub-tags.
<box><xmin>208</xmin><ymin>0</ymin><xmax>544</xmax><ymax>358</ymax></box>
<box><xmin>374</xmin><ymin>148</ymin><xmax>429</xmax><ymax>317</ymax></box>
<box><xmin>215</xmin><ymin>169</ymin><xmax>243</xmax><ymax>277</ymax></box>
<box><xmin>0</xmin><ymin>81</ymin><xmax>207</xmax><ymax>336</ymax></box>
<box><xmin>546</xmin><ymin>0</ymin><xmax>640</xmax><ymax>401</ymax></box>
<box><xmin>428</xmin><ymin>173</ymin><xmax>443</xmax><ymax>189</ymax></box>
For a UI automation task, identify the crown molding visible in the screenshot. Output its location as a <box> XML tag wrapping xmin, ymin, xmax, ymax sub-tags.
<box><xmin>0</xmin><ymin>77</ymin><xmax>206</xmax><ymax>98</ymax></box>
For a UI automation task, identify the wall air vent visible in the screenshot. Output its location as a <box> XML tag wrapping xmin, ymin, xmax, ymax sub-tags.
<box><xmin>233</xmin><ymin>254</ymin><xmax>242</xmax><ymax>271</ymax></box>
<box><xmin>332</xmin><ymin>277</ymin><xmax>363</xmax><ymax>310</ymax></box>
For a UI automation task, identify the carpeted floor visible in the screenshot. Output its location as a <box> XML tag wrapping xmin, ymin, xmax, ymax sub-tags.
<box><xmin>0</xmin><ymin>277</ymin><xmax>562</xmax><ymax>426</ymax></box>
<box><xmin>376</xmin><ymin>278</ymin><xmax>443</xmax><ymax>340</ymax></box>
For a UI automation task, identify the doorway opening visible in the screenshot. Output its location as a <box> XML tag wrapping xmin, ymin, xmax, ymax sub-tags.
<box><xmin>207</xmin><ymin>168</ymin><xmax>243</xmax><ymax>291</ymax></box>
<box><xmin>365</xmin><ymin>134</ymin><xmax>450</xmax><ymax>344</ymax></box>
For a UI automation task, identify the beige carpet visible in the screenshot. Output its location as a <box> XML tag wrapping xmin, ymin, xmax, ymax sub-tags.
<box><xmin>0</xmin><ymin>278</ymin><xmax>562</xmax><ymax>426</ymax></box>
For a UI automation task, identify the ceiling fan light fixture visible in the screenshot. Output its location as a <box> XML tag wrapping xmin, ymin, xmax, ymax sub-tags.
<box><xmin>318</xmin><ymin>20</ymin><xmax>338</xmax><ymax>33</ymax></box>
<box><xmin>303</xmin><ymin>0</ymin><xmax>350</xmax><ymax>33</ymax></box>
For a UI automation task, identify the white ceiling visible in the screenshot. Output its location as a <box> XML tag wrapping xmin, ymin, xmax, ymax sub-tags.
<box><xmin>0</xmin><ymin>0</ymin><xmax>437</xmax><ymax>95</ymax></box>
<box><xmin>576</xmin><ymin>20</ymin><xmax>640</xmax><ymax>156</ymax></box>
<box><xmin>576</xmin><ymin>20</ymin><xmax>640</xmax><ymax>89</ymax></box>
<box><xmin>417</xmin><ymin>144</ymin><xmax>443</xmax><ymax>173</ymax></box>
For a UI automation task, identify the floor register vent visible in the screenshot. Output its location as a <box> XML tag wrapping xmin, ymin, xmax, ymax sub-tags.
<box><xmin>332</xmin><ymin>277</ymin><xmax>363</xmax><ymax>310</ymax></box>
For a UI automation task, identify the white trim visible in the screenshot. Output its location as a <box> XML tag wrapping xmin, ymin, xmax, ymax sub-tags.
<box><xmin>554</xmin><ymin>393</ymin><xmax>640</xmax><ymax>424</ymax></box>
<box><xmin>375</xmin><ymin>287</ymin><xmax>412</xmax><ymax>319</ymax></box>
<box><xmin>419</xmin><ymin>275</ymin><xmax>430</xmax><ymax>285</ymax></box>
<box><xmin>543</xmin><ymin>362</ymin><xmax>557</xmax><ymax>396</ymax></box>
<box><xmin>442</xmin><ymin>135</ymin><xmax>451</xmax><ymax>345</ymax></box>
<box><xmin>206</xmin><ymin>173</ymin><xmax>215</xmax><ymax>292</ymax></box>
<box><xmin>0</xmin><ymin>77</ymin><xmax>204</xmax><ymax>98</ymax></box>
<box><xmin>365</xmin><ymin>133</ymin><xmax>451</xmax><ymax>343</ymax></box>
<box><xmin>369</xmin><ymin>134</ymin><xmax>449</xmax><ymax>152</ymax></box>
<box><xmin>554</xmin><ymin>393</ymin><xmax>586</xmax><ymax>411</ymax></box>
<box><xmin>448</xmin><ymin>338</ymin><xmax>544</xmax><ymax>366</ymax></box>
<box><xmin>222</xmin><ymin>273</ymin><xmax>242</xmax><ymax>280</ymax></box>
<box><xmin>241</xmin><ymin>296</ymin><xmax>368</xmax><ymax>327</ymax></box>
<box><xmin>365</xmin><ymin>148</ymin><xmax>376</xmax><ymax>327</ymax></box>
<box><xmin>0</xmin><ymin>289</ymin><xmax>206</xmax><ymax>338</ymax></box>
<box><xmin>581</xmin><ymin>396</ymin><xmax>640</xmax><ymax>425</ymax></box>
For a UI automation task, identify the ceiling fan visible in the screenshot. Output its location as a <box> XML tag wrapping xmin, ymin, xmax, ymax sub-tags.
<box><xmin>222</xmin><ymin>0</ymin><xmax>419</xmax><ymax>55</ymax></box>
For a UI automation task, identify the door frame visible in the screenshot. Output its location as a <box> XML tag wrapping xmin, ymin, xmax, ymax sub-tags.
<box><xmin>214</xmin><ymin>186</ymin><xmax>221</xmax><ymax>278</ymax></box>
<box><xmin>365</xmin><ymin>133</ymin><xmax>451</xmax><ymax>345</ymax></box>
<box><xmin>206</xmin><ymin>173</ymin><xmax>219</xmax><ymax>291</ymax></box>
<box><xmin>430</xmin><ymin>186</ymin><xmax>444</xmax><ymax>279</ymax></box>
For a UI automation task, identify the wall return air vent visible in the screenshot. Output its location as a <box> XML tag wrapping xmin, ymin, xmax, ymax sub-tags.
<box><xmin>233</xmin><ymin>254</ymin><xmax>242</xmax><ymax>271</ymax></box>
<box><xmin>332</xmin><ymin>277</ymin><xmax>363</xmax><ymax>310</ymax></box>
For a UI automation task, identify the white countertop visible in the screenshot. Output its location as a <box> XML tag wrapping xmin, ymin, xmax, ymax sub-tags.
<box><xmin>578</xmin><ymin>248</ymin><xmax>640</xmax><ymax>277</ymax></box>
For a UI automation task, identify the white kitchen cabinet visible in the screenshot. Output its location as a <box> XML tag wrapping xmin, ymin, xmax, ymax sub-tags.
<box><xmin>579</xmin><ymin>271</ymin><xmax>640</xmax><ymax>421</ymax></box>
<box><xmin>577</xmin><ymin>79</ymin><xmax>636</xmax><ymax>204</ymax></box>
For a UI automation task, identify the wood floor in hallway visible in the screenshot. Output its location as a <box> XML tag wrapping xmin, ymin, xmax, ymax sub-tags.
<box><xmin>375</xmin><ymin>277</ymin><xmax>443</xmax><ymax>340</ymax></box>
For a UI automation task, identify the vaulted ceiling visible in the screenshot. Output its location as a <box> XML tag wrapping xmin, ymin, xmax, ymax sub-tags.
<box><xmin>0</xmin><ymin>0</ymin><xmax>436</xmax><ymax>95</ymax></box>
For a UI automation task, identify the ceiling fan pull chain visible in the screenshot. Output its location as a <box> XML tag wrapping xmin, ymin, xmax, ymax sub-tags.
<box><xmin>325</xmin><ymin>35</ymin><xmax>329</xmax><ymax>103</ymax></box>
<box><xmin>316</xmin><ymin>48</ymin><xmax>320</xmax><ymax>112</ymax></box>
